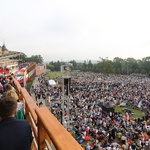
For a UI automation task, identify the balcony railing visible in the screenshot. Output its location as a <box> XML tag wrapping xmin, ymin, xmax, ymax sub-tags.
<box><xmin>13</xmin><ymin>78</ymin><xmax>83</xmax><ymax>150</ymax></box>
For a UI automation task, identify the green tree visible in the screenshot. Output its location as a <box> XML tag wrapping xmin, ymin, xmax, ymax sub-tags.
<box><xmin>16</xmin><ymin>53</ymin><xmax>27</xmax><ymax>63</ymax></box>
<box><xmin>142</xmin><ymin>57</ymin><xmax>150</xmax><ymax>75</ymax></box>
<box><xmin>31</xmin><ymin>55</ymin><xmax>43</xmax><ymax>63</ymax></box>
<box><xmin>113</xmin><ymin>57</ymin><xmax>123</xmax><ymax>74</ymax></box>
<box><xmin>126</xmin><ymin>58</ymin><xmax>138</xmax><ymax>74</ymax></box>
<box><xmin>96</xmin><ymin>57</ymin><xmax>114</xmax><ymax>74</ymax></box>
<box><xmin>46</xmin><ymin>64</ymin><xmax>55</xmax><ymax>71</ymax></box>
<box><xmin>25</xmin><ymin>55</ymin><xmax>43</xmax><ymax>63</ymax></box>
<box><xmin>69</xmin><ymin>60</ymin><xmax>77</xmax><ymax>69</ymax></box>
<box><xmin>87</xmin><ymin>60</ymin><xmax>93</xmax><ymax>71</ymax></box>
<box><xmin>82</xmin><ymin>60</ymin><xmax>87</xmax><ymax>71</ymax></box>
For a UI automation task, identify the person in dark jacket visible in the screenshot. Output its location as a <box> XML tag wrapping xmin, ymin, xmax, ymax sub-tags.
<box><xmin>0</xmin><ymin>96</ymin><xmax>33</xmax><ymax>150</ymax></box>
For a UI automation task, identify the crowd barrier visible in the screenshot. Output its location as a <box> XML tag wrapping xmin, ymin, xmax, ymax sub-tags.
<box><xmin>13</xmin><ymin>78</ymin><xmax>83</xmax><ymax>150</ymax></box>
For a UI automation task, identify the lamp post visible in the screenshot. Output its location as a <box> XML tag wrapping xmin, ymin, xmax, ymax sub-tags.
<box><xmin>61</xmin><ymin>76</ymin><xmax>65</xmax><ymax>125</ymax></box>
<box><xmin>61</xmin><ymin>63</ymin><xmax>72</xmax><ymax>129</ymax></box>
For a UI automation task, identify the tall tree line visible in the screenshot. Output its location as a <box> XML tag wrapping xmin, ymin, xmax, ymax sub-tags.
<box><xmin>46</xmin><ymin>57</ymin><xmax>150</xmax><ymax>76</ymax></box>
<box><xmin>19</xmin><ymin>53</ymin><xmax>44</xmax><ymax>64</ymax></box>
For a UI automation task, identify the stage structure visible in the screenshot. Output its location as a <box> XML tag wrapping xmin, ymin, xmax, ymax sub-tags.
<box><xmin>102</xmin><ymin>101</ymin><xmax>115</xmax><ymax>114</ymax></box>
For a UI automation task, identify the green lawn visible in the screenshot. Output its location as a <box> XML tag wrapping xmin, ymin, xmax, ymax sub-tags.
<box><xmin>45</xmin><ymin>72</ymin><xmax>63</xmax><ymax>79</ymax></box>
<box><xmin>115</xmin><ymin>106</ymin><xmax>142</xmax><ymax>119</ymax></box>
<box><xmin>45</xmin><ymin>71</ymin><xmax>71</xmax><ymax>79</ymax></box>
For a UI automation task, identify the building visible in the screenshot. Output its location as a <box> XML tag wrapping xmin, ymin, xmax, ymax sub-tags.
<box><xmin>0</xmin><ymin>44</ymin><xmax>9</xmax><ymax>55</ymax></box>
<box><xmin>0</xmin><ymin>44</ymin><xmax>22</xmax><ymax>70</ymax></box>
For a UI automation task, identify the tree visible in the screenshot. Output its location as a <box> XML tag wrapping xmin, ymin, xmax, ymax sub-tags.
<box><xmin>96</xmin><ymin>57</ymin><xmax>114</xmax><ymax>74</ymax></box>
<box><xmin>82</xmin><ymin>60</ymin><xmax>87</xmax><ymax>71</ymax></box>
<box><xmin>87</xmin><ymin>60</ymin><xmax>93</xmax><ymax>71</ymax></box>
<box><xmin>16</xmin><ymin>53</ymin><xmax>27</xmax><ymax>63</ymax></box>
<box><xmin>142</xmin><ymin>57</ymin><xmax>150</xmax><ymax>75</ymax></box>
<box><xmin>126</xmin><ymin>58</ymin><xmax>138</xmax><ymax>74</ymax></box>
<box><xmin>46</xmin><ymin>64</ymin><xmax>54</xmax><ymax>71</ymax></box>
<box><xmin>69</xmin><ymin>60</ymin><xmax>77</xmax><ymax>69</ymax></box>
<box><xmin>23</xmin><ymin>55</ymin><xmax>43</xmax><ymax>63</ymax></box>
<box><xmin>29</xmin><ymin>55</ymin><xmax>43</xmax><ymax>63</ymax></box>
<box><xmin>113</xmin><ymin>57</ymin><xmax>123</xmax><ymax>74</ymax></box>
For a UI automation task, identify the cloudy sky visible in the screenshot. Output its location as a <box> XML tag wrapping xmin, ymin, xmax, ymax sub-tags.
<box><xmin>0</xmin><ymin>0</ymin><xmax>150</xmax><ymax>62</ymax></box>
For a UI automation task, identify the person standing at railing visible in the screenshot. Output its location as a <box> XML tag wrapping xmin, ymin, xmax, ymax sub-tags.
<box><xmin>0</xmin><ymin>96</ymin><xmax>33</xmax><ymax>150</ymax></box>
<box><xmin>6</xmin><ymin>90</ymin><xmax>25</xmax><ymax>120</ymax></box>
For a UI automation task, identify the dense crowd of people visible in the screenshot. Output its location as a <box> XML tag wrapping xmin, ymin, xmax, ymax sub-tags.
<box><xmin>0</xmin><ymin>74</ymin><xmax>33</xmax><ymax>150</ymax></box>
<box><xmin>1</xmin><ymin>72</ymin><xmax>150</xmax><ymax>149</ymax></box>
<box><xmin>31</xmin><ymin>72</ymin><xmax>150</xmax><ymax>150</ymax></box>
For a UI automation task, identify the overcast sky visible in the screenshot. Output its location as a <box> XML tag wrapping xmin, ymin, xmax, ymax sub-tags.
<box><xmin>0</xmin><ymin>0</ymin><xmax>150</xmax><ymax>62</ymax></box>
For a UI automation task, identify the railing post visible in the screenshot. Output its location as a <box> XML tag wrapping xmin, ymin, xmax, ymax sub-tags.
<box><xmin>37</xmin><ymin>109</ymin><xmax>50</xmax><ymax>150</ymax></box>
<box><xmin>36</xmin><ymin>107</ymin><xmax>84</xmax><ymax>150</ymax></box>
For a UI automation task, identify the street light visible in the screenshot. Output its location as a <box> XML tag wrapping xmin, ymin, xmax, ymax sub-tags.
<box><xmin>60</xmin><ymin>63</ymin><xmax>72</xmax><ymax>129</ymax></box>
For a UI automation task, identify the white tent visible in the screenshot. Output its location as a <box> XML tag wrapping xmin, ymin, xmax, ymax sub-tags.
<box><xmin>48</xmin><ymin>79</ymin><xmax>56</xmax><ymax>85</ymax></box>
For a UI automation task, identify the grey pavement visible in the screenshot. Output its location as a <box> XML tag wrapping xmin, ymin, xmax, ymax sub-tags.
<box><xmin>30</xmin><ymin>76</ymin><xmax>47</xmax><ymax>107</ymax></box>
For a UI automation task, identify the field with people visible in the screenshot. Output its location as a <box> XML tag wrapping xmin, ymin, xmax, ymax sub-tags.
<box><xmin>36</xmin><ymin>72</ymin><xmax>150</xmax><ymax>150</ymax></box>
<box><xmin>115</xmin><ymin>106</ymin><xmax>142</xmax><ymax>119</ymax></box>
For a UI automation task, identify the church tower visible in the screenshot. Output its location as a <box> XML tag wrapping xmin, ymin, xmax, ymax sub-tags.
<box><xmin>1</xmin><ymin>44</ymin><xmax>9</xmax><ymax>55</ymax></box>
<box><xmin>0</xmin><ymin>46</ymin><xmax>2</xmax><ymax>55</ymax></box>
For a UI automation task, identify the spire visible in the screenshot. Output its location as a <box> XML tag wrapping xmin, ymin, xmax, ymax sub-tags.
<box><xmin>2</xmin><ymin>42</ymin><xmax>7</xmax><ymax>51</ymax></box>
<box><xmin>1</xmin><ymin>42</ymin><xmax>8</xmax><ymax>54</ymax></box>
<box><xmin>2</xmin><ymin>44</ymin><xmax>7</xmax><ymax>50</ymax></box>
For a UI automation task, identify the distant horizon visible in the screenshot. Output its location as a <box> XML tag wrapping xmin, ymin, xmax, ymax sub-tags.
<box><xmin>1</xmin><ymin>43</ymin><xmax>150</xmax><ymax>63</ymax></box>
<box><xmin>44</xmin><ymin>59</ymin><xmax>99</xmax><ymax>63</ymax></box>
<box><xmin>43</xmin><ymin>56</ymin><xmax>150</xmax><ymax>63</ymax></box>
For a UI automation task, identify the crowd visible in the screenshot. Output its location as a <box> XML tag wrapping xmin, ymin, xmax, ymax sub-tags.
<box><xmin>0</xmin><ymin>74</ymin><xmax>33</xmax><ymax>150</ymax></box>
<box><xmin>31</xmin><ymin>72</ymin><xmax>150</xmax><ymax>150</ymax></box>
<box><xmin>1</xmin><ymin>70</ymin><xmax>150</xmax><ymax>150</ymax></box>
<box><xmin>1</xmin><ymin>71</ymin><xmax>150</xmax><ymax>150</ymax></box>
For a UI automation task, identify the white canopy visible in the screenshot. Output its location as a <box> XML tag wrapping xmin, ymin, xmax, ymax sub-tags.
<box><xmin>48</xmin><ymin>79</ymin><xmax>56</xmax><ymax>85</ymax></box>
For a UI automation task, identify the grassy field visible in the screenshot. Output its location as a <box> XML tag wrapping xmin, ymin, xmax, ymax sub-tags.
<box><xmin>45</xmin><ymin>71</ymin><xmax>71</xmax><ymax>79</ymax></box>
<box><xmin>115</xmin><ymin>106</ymin><xmax>142</xmax><ymax>119</ymax></box>
<box><xmin>45</xmin><ymin>72</ymin><xmax>63</xmax><ymax>79</ymax></box>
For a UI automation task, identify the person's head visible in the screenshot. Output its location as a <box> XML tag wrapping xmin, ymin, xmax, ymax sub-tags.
<box><xmin>6</xmin><ymin>90</ymin><xmax>19</xmax><ymax>101</ymax></box>
<box><xmin>5</xmin><ymin>84</ymin><xmax>12</xmax><ymax>92</ymax></box>
<box><xmin>0</xmin><ymin>96</ymin><xmax>17</xmax><ymax>119</ymax></box>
